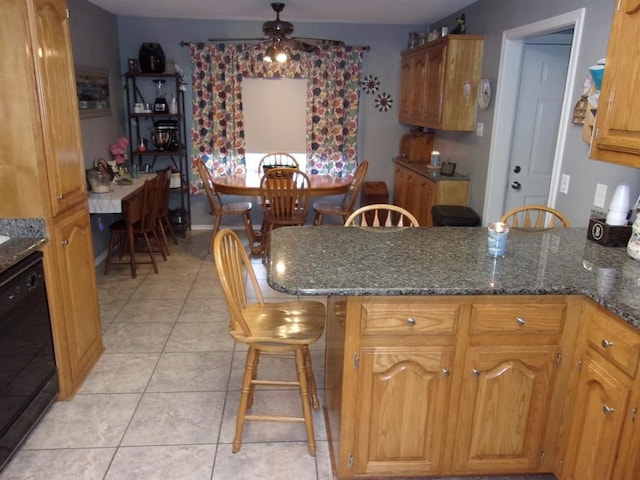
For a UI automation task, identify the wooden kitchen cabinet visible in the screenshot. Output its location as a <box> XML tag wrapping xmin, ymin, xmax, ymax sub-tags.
<box><xmin>398</xmin><ymin>35</ymin><xmax>484</xmax><ymax>131</ymax></box>
<box><xmin>452</xmin><ymin>346</ymin><xmax>558</xmax><ymax>474</ymax></box>
<box><xmin>560</xmin><ymin>303</ymin><xmax>640</xmax><ymax>480</ymax></box>
<box><xmin>44</xmin><ymin>205</ymin><xmax>103</xmax><ymax>398</ymax></box>
<box><xmin>1</xmin><ymin>0</ymin><xmax>103</xmax><ymax>399</ymax></box>
<box><xmin>352</xmin><ymin>347</ymin><xmax>453</xmax><ymax>476</ymax></box>
<box><xmin>326</xmin><ymin>295</ymin><xmax>576</xmax><ymax>479</ymax></box>
<box><xmin>393</xmin><ymin>162</ymin><xmax>469</xmax><ymax>226</ymax></box>
<box><xmin>451</xmin><ymin>299</ymin><xmax>567</xmax><ymax>474</ymax></box>
<box><xmin>590</xmin><ymin>0</ymin><xmax>640</xmax><ymax>167</ymax></box>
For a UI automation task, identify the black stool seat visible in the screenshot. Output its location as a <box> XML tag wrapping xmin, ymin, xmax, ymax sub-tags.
<box><xmin>431</xmin><ymin>205</ymin><xmax>481</xmax><ymax>226</ymax></box>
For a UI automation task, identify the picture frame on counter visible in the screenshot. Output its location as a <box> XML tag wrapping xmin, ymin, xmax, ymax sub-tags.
<box><xmin>75</xmin><ymin>66</ymin><xmax>111</xmax><ymax>118</ymax></box>
<box><xmin>441</xmin><ymin>161</ymin><xmax>457</xmax><ymax>176</ymax></box>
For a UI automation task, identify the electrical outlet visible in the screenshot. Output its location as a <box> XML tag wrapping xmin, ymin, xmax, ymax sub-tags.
<box><xmin>560</xmin><ymin>174</ymin><xmax>570</xmax><ymax>194</ymax></box>
<box><xmin>476</xmin><ymin>122</ymin><xmax>484</xmax><ymax>137</ymax></box>
<box><xmin>594</xmin><ymin>184</ymin><xmax>608</xmax><ymax>208</ymax></box>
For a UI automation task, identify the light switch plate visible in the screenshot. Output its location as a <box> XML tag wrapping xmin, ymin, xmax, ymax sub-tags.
<box><xmin>594</xmin><ymin>184</ymin><xmax>607</xmax><ymax>208</ymax></box>
<box><xmin>560</xmin><ymin>174</ymin><xmax>570</xmax><ymax>194</ymax></box>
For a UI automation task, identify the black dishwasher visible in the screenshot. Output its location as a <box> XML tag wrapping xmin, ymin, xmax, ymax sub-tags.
<box><xmin>0</xmin><ymin>251</ymin><xmax>58</xmax><ymax>470</ymax></box>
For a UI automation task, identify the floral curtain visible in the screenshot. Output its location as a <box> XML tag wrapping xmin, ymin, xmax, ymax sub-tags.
<box><xmin>188</xmin><ymin>42</ymin><xmax>365</xmax><ymax>193</ymax></box>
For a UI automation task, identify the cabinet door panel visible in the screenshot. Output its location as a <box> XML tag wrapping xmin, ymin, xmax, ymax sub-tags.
<box><xmin>562</xmin><ymin>353</ymin><xmax>631</xmax><ymax>480</ymax></box>
<box><xmin>453</xmin><ymin>346</ymin><xmax>557</xmax><ymax>474</ymax></box>
<box><xmin>354</xmin><ymin>347</ymin><xmax>452</xmax><ymax>476</ymax></box>
<box><xmin>590</xmin><ymin>2</ymin><xmax>640</xmax><ymax>166</ymax></box>
<box><xmin>423</xmin><ymin>44</ymin><xmax>445</xmax><ymax>126</ymax></box>
<box><xmin>46</xmin><ymin>207</ymin><xmax>103</xmax><ymax>398</ymax></box>
<box><xmin>33</xmin><ymin>0</ymin><xmax>87</xmax><ymax>215</ymax></box>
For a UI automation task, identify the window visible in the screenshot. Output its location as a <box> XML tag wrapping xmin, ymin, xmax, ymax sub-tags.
<box><xmin>242</xmin><ymin>78</ymin><xmax>307</xmax><ymax>172</ymax></box>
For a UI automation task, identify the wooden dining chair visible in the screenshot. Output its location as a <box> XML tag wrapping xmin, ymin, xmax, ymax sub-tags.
<box><xmin>196</xmin><ymin>158</ymin><xmax>255</xmax><ymax>252</ymax></box>
<box><xmin>500</xmin><ymin>205</ymin><xmax>570</xmax><ymax>228</ymax></box>
<box><xmin>344</xmin><ymin>203</ymin><xmax>420</xmax><ymax>227</ymax></box>
<box><xmin>103</xmin><ymin>175</ymin><xmax>165</xmax><ymax>278</ymax></box>
<box><xmin>257</xmin><ymin>152</ymin><xmax>299</xmax><ymax>173</ymax></box>
<box><xmin>260</xmin><ymin>167</ymin><xmax>311</xmax><ymax>258</ymax></box>
<box><xmin>213</xmin><ymin>228</ymin><xmax>325</xmax><ymax>455</ymax></box>
<box><xmin>313</xmin><ymin>161</ymin><xmax>369</xmax><ymax>225</ymax></box>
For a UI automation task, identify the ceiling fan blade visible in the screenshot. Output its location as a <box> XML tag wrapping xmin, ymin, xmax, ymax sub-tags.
<box><xmin>207</xmin><ymin>37</ymin><xmax>267</xmax><ymax>43</ymax></box>
<box><xmin>292</xmin><ymin>37</ymin><xmax>345</xmax><ymax>48</ymax></box>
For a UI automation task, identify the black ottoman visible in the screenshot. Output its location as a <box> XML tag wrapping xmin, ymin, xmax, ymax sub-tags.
<box><xmin>431</xmin><ymin>205</ymin><xmax>481</xmax><ymax>226</ymax></box>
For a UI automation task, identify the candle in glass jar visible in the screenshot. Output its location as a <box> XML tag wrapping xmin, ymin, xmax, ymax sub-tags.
<box><xmin>431</xmin><ymin>151</ymin><xmax>440</xmax><ymax>167</ymax></box>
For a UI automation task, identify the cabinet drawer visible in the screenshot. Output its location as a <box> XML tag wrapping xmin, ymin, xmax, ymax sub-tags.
<box><xmin>470</xmin><ymin>302</ymin><xmax>566</xmax><ymax>335</ymax></box>
<box><xmin>588</xmin><ymin>310</ymin><xmax>640</xmax><ymax>378</ymax></box>
<box><xmin>360</xmin><ymin>301</ymin><xmax>460</xmax><ymax>336</ymax></box>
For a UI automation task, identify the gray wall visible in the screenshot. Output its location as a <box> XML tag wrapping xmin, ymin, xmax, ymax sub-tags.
<box><xmin>68</xmin><ymin>0</ymin><xmax>124</xmax><ymax>255</ymax></box>
<box><xmin>431</xmin><ymin>0</ymin><xmax>640</xmax><ymax>226</ymax></box>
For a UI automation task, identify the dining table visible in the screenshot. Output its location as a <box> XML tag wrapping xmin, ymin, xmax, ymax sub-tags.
<box><xmin>212</xmin><ymin>170</ymin><xmax>353</xmax><ymax>255</ymax></box>
<box><xmin>211</xmin><ymin>171</ymin><xmax>353</xmax><ymax>197</ymax></box>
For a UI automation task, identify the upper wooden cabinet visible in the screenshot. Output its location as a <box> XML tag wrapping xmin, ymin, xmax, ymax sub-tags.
<box><xmin>398</xmin><ymin>35</ymin><xmax>484</xmax><ymax>131</ymax></box>
<box><xmin>590</xmin><ymin>0</ymin><xmax>640</xmax><ymax>167</ymax></box>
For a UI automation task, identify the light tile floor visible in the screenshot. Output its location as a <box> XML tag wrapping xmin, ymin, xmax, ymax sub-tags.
<box><xmin>0</xmin><ymin>230</ymin><xmax>556</xmax><ymax>480</ymax></box>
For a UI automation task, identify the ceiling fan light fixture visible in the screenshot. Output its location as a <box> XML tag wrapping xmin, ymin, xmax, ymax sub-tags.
<box><xmin>264</xmin><ymin>38</ymin><xmax>290</xmax><ymax>63</ymax></box>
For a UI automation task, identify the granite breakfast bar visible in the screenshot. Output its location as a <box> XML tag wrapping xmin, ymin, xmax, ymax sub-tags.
<box><xmin>267</xmin><ymin>226</ymin><xmax>640</xmax><ymax>479</ymax></box>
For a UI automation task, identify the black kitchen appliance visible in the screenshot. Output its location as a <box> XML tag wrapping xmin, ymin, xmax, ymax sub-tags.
<box><xmin>138</xmin><ymin>43</ymin><xmax>166</xmax><ymax>73</ymax></box>
<box><xmin>0</xmin><ymin>251</ymin><xmax>58</xmax><ymax>471</ymax></box>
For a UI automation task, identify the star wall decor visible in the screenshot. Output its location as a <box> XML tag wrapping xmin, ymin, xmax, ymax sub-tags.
<box><xmin>361</xmin><ymin>74</ymin><xmax>380</xmax><ymax>94</ymax></box>
<box><xmin>375</xmin><ymin>92</ymin><xmax>393</xmax><ymax>112</ymax></box>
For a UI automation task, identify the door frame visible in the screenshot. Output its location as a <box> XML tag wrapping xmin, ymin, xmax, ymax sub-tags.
<box><xmin>482</xmin><ymin>9</ymin><xmax>586</xmax><ymax>223</ymax></box>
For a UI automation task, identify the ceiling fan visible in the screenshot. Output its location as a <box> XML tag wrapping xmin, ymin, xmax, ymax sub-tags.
<box><xmin>208</xmin><ymin>2</ymin><xmax>344</xmax><ymax>62</ymax></box>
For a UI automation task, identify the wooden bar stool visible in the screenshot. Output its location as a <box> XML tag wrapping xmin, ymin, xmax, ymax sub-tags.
<box><xmin>213</xmin><ymin>228</ymin><xmax>325</xmax><ymax>455</ymax></box>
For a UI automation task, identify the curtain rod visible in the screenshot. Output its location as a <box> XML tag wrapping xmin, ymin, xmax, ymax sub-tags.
<box><xmin>179</xmin><ymin>41</ymin><xmax>370</xmax><ymax>51</ymax></box>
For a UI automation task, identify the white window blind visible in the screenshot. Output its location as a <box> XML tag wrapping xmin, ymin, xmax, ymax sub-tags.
<box><xmin>242</xmin><ymin>78</ymin><xmax>307</xmax><ymax>154</ymax></box>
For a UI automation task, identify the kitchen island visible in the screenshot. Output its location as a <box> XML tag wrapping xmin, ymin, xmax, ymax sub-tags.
<box><xmin>267</xmin><ymin>226</ymin><xmax>640</xmax><ymax>479</ymax></box>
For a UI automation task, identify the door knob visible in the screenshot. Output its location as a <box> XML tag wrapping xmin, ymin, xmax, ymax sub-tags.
<box><xmin>511</xmin><ymin>181</ymin><xmax>522</xmax><ymax>190</ymax></box>
<box><xmin>513</xmin><ymin>165</ymin><xmax>521</xmax><ymax>173</ymax></box>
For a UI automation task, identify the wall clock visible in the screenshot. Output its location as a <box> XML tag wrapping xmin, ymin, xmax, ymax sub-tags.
<box><xmin>477</xmin><ymin>78</ymin><xmax>491</xmax><ymax>110</ymax></box>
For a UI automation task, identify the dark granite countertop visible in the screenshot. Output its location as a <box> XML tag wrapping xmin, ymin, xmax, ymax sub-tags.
<box><xmin>394</xmin><ymin>157</ymin><xmax>470</xmax><ymax>182</ymax></box>
<box><xmin>266</xmin><ymin>226</ymin><xmax>640</xmax><ymax>329</ymax></box>
<box><xmin>0</xmin><ymin>219</ymin><xmax>48</xmax><ymax>273</ymax></box>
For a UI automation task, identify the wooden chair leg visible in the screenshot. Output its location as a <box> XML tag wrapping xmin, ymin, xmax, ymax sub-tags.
<box><xmin>142</xmin><ymin>232</ymin><xmax>159</xmax><ymax>274</ymax></box>
<box><xmin>303</xmin><ymin>346</ymin><xmax>320</xmax><ymax>410</ymax></box>
<box><xmin>233</xmin><ymin>346</ymin><xmax>259</xmax><ymax>453</ymax></box>
<box><xmin>103</xmin><ymin>231</ymin><xmax>118</xmax><ymax>274</ymax></box>
<box><xmin>247</xmin><ymin>349</ymin><xmax>260</xmax><ymax>409</ymax></box>
<box><xmin>313</xmin><ymin>211</ymin><xmax>323</xmax><ymax>226</ymax></box>
<box><xmin>295</xmin><ymin>347</ymin><xmax>317</xmax><ymax>456</ymax></box>
<box><xmin>156</xmin><ymin>220</ymin><xmax>171</xmax><ymax>256</ymax></box>
<box><xmin>163</xmin><ymin>217</ymin><xmax>178</xmax><ymax>244</ymax></box>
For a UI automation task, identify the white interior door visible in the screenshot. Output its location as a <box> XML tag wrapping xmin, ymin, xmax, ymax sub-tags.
<box><xmin>504</xmin><ymin>42</ymin><xmax>571</xmax><ymax>212</ymax></box>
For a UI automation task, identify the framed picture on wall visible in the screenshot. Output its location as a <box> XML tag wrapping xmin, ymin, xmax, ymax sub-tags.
<box><xmin>75</xmin><ymin>66</ymin><xmax>111</xmax><ymax>118</ymax></box>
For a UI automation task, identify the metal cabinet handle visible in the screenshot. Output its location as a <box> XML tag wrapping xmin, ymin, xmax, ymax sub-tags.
<box><xmin>511</xmin><ymin>181</ymin><xmax>522</xmax><ymax>190</ymax></box>
<box><xmin>516</xmin><ymin>317</ymin><xmax>526</xmax><ymax>326</ymax></box>
<box><xmin>602</xmin><ymin>339</ymin><xmax>614</xmax><ymax>349</ymax></box>
<box><xmin>407</xmin><ymin>317</ymin><xmax>416</xmax><ymax>326</ymax></box>
<box><xmin>472</xmin><ymin>368</ymin><xmax>480</xmax><ymax>377</ymax></box>
<box><xmin>61</xmin><ymin>240</ymin><xmax>69</xmax><ymax>247</ymax></box>
<box><xmin>56</xmin><ymin>194</ymin><xmax>64</xmax><ymax>201</ymax></box>
<box><xmin>441</xmin><ymin>368</ymin><xmax>450</xmax><ymax>377</ymax></box>
<box><xmin>603</xmin><ymin>405</ymin><xmax>616</xmax><ymax>415</ymax></box>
